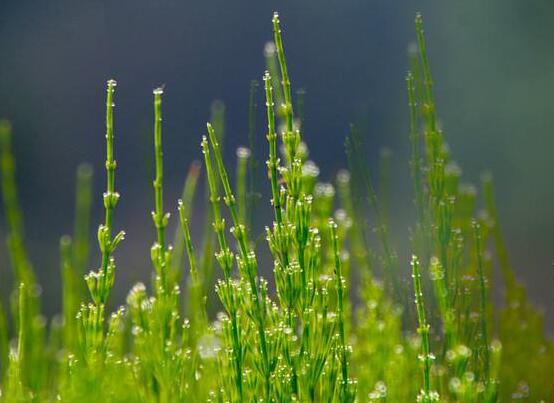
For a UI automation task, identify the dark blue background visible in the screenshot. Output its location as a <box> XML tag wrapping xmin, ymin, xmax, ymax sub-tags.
<box><xmin>0</xmin><ymin>1</ymin><xmax>552</xmax><ymax>324</ymax></box>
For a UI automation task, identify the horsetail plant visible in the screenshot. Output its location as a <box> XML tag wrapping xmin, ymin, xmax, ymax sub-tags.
<box><xmin>79</xmin><ymin>79</ymin><xmax>125</xmax><ymax>358</ymax></box>
<box><xmin>0</xmin><ymin>11</ymin><xmax>552</xmax><ymax>403</ymax></box>
<box><xmin>201</xmin><ymin>133</ymin><xmax>244</xmax><ymax>401</ymax></box>
<box><xmin>207</xmin><ymin>122</ymin><xmax>272</xmax><ymax>399</ymax></box>
<box><xmin>411</xmin><ymin>255</ymin><xmax>439</xmax><ymax>403</ymax></box>
<box><xmin>329</xmin><ymin>218</ymin><xmax>356</xmax><ymax>402</ymax></box>
<box><xmin>151</xmin><ymin>87</ymin><xmax>172</xmax><ymax>294</ymax></box>
<box><xmin>0</xmin><ymin>120</ymin><xmax>44</xmax><ymax>390</ymax></box>
<box><xmin>171</xmin><ymin>160</ymin><xmax>201</xmax><ymax>285</ymax></box>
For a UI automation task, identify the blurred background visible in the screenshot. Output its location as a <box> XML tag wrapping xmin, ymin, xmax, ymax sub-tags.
<box><xmin>0</xmin><ymin>1</ymin><xmax>552</xmax><ymax>325</ymax></box>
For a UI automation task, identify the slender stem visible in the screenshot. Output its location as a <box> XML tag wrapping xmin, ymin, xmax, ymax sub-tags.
<box><xmin>97</xmin><ymin>79</ymin><xmax>123</xmax><ymax>305</ymax></box>
<box><xmin>101</xmin><ymin>79</ymin><xmax>118</xmax><ymax>277</ymax></box>
<box><xmin>0</xmin><ymin>120</ymin><xmax>35</xmax><ymax>286</ymax></box>
<box><xmin>104</xmin><ymin>81</ymin><xmax>116</xmax><ymax>234</ymax></box>
<box><xmin>201</xmin><ymin>136</ymin><xmax>243</xmax><ymax>399</ymax></box>
<box><xmin>73</xmin><ymin>163</ymin><xmax>93</xmax><ymax>276</ymax></box>
<box><xmin>329</xmin><ymin>219</ymin><xmax>349</xmax><ymax>395</ymax></box>
<box><xmin>17</xmin><ymin>283</ymin><xmax>27</xmax><ymax>371</ymax></box>
<box><xmin>272</xmin><ymin>12</ymin><xmax>294</xmax><ymax>134</ymax></box>
<box><xmin>236</xmin><ymin>147</ymin><xmax>250</xmax><ymax>228</ymax></box>
<box><xmin>264</xmin><ymin>71</ymin><xmax>283</xmax><ymax>225</ymax></box>
<box><xmin>206</xmin><ymin>123</ymin><xmax>247</xmax><ymax>252</ymax></box>
<box><xmin>60</xmin><ymin>235</ymin><xmax>76</xmax><ymax>348</ymax></box>
<box><xmin>415</xmin><ymin>13</ymin><xmax>437</xmax><ymax>134</ymax></box>
<box><xmin>207</xmin><ymin>123</ymin><xmax>271</xmax><ymax>399</ymax></box>
<box><xmin>153</xmin><ymin>87</ymin><xmax>166</xmax><ymax>252</ymax></box>
<box><xmin>171</xmin><ymin>161</ymin><xmax>201</xmax><ymax>281</ymax></box>
<box><xmin>411</xmin><ymin>255</ymin><xmax>436</xmax><ymax>402</ymax></box>
<box><xmin>407</xmin><ymin>72</ymin><xmax>424</xmax><ymax>224</ymax></box>
<box><xmin>178</xmin><ymin>202</ymin><xmax>199</xmax><ymax>287</ymax></box>
<box><xmin>178</xmin><ymin>200</ymin><xmax>206</xmax><ymax>331</ymax></box>
<box><xmin>473</xmin><ymin>221</ymin><xmax>490</xmax><ymax>380</ymax></box>
<box><xmin>482</xmin><ymin>175</ymin><xmax>515</xmax><ymax>289</ymax></box>
<box><xmin>152</xmin><ymin>87</ymin><xmax>170</xmax><ymax>293</ymax></box>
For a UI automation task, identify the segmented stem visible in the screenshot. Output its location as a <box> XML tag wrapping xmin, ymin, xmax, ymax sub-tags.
<box><xmin>201</xmin><ymin>136</ymin><xmax>243</xmax><ymax>399</ymax></box>
<box><xmin>329</xmin><ymin>219</ymin><xmax>349</xmax><ymax>395</ymax></box>
<box><xmin>96</xmin><ymin>79</ymin><xmax>124</xmax><ymax>305</ymax></box>
<box><xmin>171</xmin><ymin>161</ymin><xmax>201</xmax><ymax>282</ymax></box>
<box><xmin>60</xmin><ymin>235</ymin><xmax>76</xmax><ymax>347</ymax></box>
<box><xmin>272</xmin><ymin>12</ymin><xmax>294</xmax><ymax>133</ymax></box>
<box><xmin>153</xmin><ymin>88</ymin><xmax>166</xmax><ymax>253</ymax></box>
<box><xmin>415</xmin><ymin>13</ymin><xmax>437</xmax><ymax>133</ymax></box>
<box><xmin>473</xmin><ymin>221</ymin><xmax>490</xmax><ymax>379</ymax></box>
<box><xmin>236</xmin><ymin>147</ymin><xmax>250</xmax><ymax>228</ymax></box>
<box><xmin>207</xmin><ymin>122</ymin><xmax>271</xmax><ymax>398</ymax></box>
<box><xmin>104</xmin><ymin>80</ymin><xmax>117</xmax><ymax>234</ymax></box>
<box><xmin>178</xmin><ymin>199</ymin><xmax>206</xmax><ymax>331</ymax></box>
<box><xmin>264</xmin><ymin>71</ymin><xmax>283</xmax><ymax>224</ymax></box>
<box><xmin>411</xmin><ymin>255</ymin><xmax>436</xmax><ymax>402</ymax></box>
<box><xmin>407</xmin><ymin>71</ymin><xmax>424</xmax><ymax>223</ymax></box>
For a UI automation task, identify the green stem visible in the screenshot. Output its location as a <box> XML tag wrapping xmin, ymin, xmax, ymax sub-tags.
<box><xmin>96</xmin><ymin>79</ymin><xmax>123</xmax><ymax>306</ymax></box>
<box><xmin>178</xmin><ymin>200</ymin><xmax>206</xmax><ymax>334</ymax></box>
<box><xmin>236</xmin><ymin>147</ymin><xmax>250</xmax><ymax>229</ymax></box>
<box><xmin>60</xmin><ymin>235</ymin><xmax>76</xmax><ymax>349</ymax></box>
<box><xmin>329</xmin><ymin>220</ymin><xmax>349</xmax><ymax>392</ymax></box>
<box><xmin>407</xmin><ymin>72</ymin><xmax>424</xmax><ymax>224</ymax></box>
<box><xmin>272</xmin><ymin>12</ymin><xmax>294</xmax><ymax>134</ymax></box>
<box><xmin>152</xmin><ymin>87</ymin><xmax>169</xmax><ymax>292</ymax></box>
<box><xmin>0</xmin><ymin>120</ymin><xmax>36</xmax><ymax>286</ymax></box>
<box><xmin>171</xmin><ymin>161</ymin><xmax>201</xmax><ymax>283</ymax></box>
<box><xmin>207</xmin><ymin>123</ymin><xmax>271</xmax><ymax>398</ymax></box>
<box><xmin>473</xmin><ymin>221</ymin><xmax>490</xmax><ymax>380</ymax></box>
<box><xmin>201</xmin><ymin>136</ymin><xmax>243</xmax><ymax>400</ymax></box>
<box><xmin>411</xmin><ymin>255</ymin><xmax>437</xmax><ymax>402</ymax></box>
<box><xmin>264</xmin><ymin>72</ymin><xmax>283</xmax><ymax>225</ymax></box>
<box><xmin>104</xmin><ymin>81</ymin><xmax>116</xmax><ymax>234</ymax></box>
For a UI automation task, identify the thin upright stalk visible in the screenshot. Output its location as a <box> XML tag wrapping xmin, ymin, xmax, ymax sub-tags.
<box><xmin>236</xmin><ymin>147</ymin><xmax>250</xmax><ymax>228</ymax></box>
<box><xmin>407</xmin><ymin>72</ymin><xmax>424</xmax><ymax>223</ymax></box>
<box><xmin>81</xmin><ymin>80</ymin><xmax>124</xmax><ymax>359</ymax></box>
<box><xmin>201</xmin><ymin>136</ymin><xmax>243</xmax><ymax>400</ymax></box>
<box><xmin>96</xmin><ymin>79</ymin><xmax>124</xmax><ymax>305</ymax></box>
<box><xmin>272</xmin><ymin>12</ymin><xmax>294</xmax><ymax>134</ymax></box>
<box><xmin>207</xmin><ymin>123</ymin><xmax>271</xmax><ymax>399</ymax></box>
<box><xmin>178</xmin><ymin>200</ymin><xmax>206</xmax><ymax>334</ymax></box>
<box><xmin>171</xmin><ymin>161</ymin><xmax>201</xmax><ymax>283</ymax></box>
<box><xmin>152</xmin><ymin>87</ymin><xmax>170</xmax><ymax>292</ymax></box>
<box><xmin>60</xmin><ymin>235</ymin><xmax>76</xmax><ymax>348</ymax></box>
<box><xmin>0</xmin><ymin>120</ymin><xmax>36</xmax><ymax>286</ymax></box>
<box><xmin>329</xmin><ymin>219</ymin><xmax>350</xmax><ymax>398</ymax></box>
<box><xmin>264</xmin><ymin>71</ymin><xmax>283</xmax><ymax>225</ymax></box>
<box><xmin>411</xmin><ymin>255</ymin><xmax>438</xmax><ymax>402</ymax></box>
<box><xmin>473</xmin><ymin>221</ymin><xmax>490</xmax><ymax>380</ymax></box>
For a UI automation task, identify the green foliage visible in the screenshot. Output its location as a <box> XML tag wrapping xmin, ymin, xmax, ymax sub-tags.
<box><xmin>0</xmin><ymin>11</ymin><xmax>552</xmax><ymax>403</ymax></box>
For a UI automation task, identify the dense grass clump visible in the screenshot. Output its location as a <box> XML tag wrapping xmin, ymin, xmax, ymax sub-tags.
<box><xmin>0</xmin><ymin>12</ymin><xmax>553</xmax><ymax>402</ymax></box>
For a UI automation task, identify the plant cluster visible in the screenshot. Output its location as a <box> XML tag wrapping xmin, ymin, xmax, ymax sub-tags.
<box><xmin>0</xmin><ymin>12</ymin><xmax>552</xmax><ymax>403</ymax></box>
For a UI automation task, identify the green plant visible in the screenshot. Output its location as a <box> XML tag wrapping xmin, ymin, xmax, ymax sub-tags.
<box><xmin>0</xmin><ymin>11</ymin><xmax>552</xmax><ymax>403</ymax></box>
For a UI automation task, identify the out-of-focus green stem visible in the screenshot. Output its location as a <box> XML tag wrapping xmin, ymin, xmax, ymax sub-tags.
<box><xmin>236</xmin><ymin>147</ymin><xmax>250</xmax><ymax>229</ymax></box>
<box><xmin>73</xmin><ymin>163</ymin><xmax>93</xmax><ymax>277</ymax></box>
<box><xmin>171</xmin><ymin>161</ymin><xmax>201</xmax><ymax>283</ymax></box>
